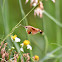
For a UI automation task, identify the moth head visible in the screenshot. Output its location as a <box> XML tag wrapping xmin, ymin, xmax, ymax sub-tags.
<box><xmin>25</xmin><ymin>26</ymin><xmax>29</xmax><ymax>30</ymax></box>
<box><xmin>25</xmin><ymin>26</ymin><xmax>28</xmax><ymax>28</ymax></box>
<box><xmin>25</xmin><ymin>26</ymin><xmax>32</xmax><ymax>29</ymax></box>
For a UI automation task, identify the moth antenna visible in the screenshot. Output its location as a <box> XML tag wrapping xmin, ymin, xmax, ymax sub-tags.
<box><xmin>20</xmin><ymin>24</ymin><xmax>25</xmax><ymax>27</ymax></box>
<box><xmin>16</xmin><ymin>24</ymin><xmax>24</xmax><ymax>28</ymax></box>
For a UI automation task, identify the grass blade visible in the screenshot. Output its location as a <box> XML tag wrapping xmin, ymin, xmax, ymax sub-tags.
<box><xmin>44</xmin><ymin>10</ymin><xmax>62</xmax><ymax>27</ymax></box>
<box><xmin>55</xmin><ymin>0</ymin><xmax>62</xmax><ymax>62</ymax></box>
<box><xmin>1</xmin><ymin>0</ymin><xmax>12</xmax><ymax>46</ymax></box>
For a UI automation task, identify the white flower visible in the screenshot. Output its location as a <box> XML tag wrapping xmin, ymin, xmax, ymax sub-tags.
<box><xmin>11</xmin><ymin>35</ymin><xmax>21</xmax><ymax>42</ymax></box>
<box><xmin>32</xmin><ymin>3</ymin><xmax>37</xmax><ymax>6</ymax></box>
<box><xmin>25</xmin><ymin>0</ymin><xmax>29</xmax><ymax>3</ymax></box>
<box><xmin>27</xmin><ymin>45</ymin><xmax>32</xmax><ymax>50</ymax></box>
<box><xmin>15</xmin><ymin>37</ymin><xmax>21</xmax><ymax>42</ymax></box>
<box><xmin>20</xmin><ymin>40</ymin><xmax>32</xmax><ymax>52</ymax></box>
<box><xmin>52</xmin><ymin>0</ymin><xmax>55</xmax><ymax>3</ymax></box>
<box><xmin>39</xmin><ymin>1</ymin><xmax>44</xmax><ymax>9</ymax></box>
<box><xmin>30</xmin><ymin>0</ymin><xmax>34</xmax><ymax>3</ymax></box>
<box><xmin>34</xmin><ymin>7</ymin><xmax>44</xmax><ymax>18</ymax></box>
<box><xmin>31</xmin><ymin>0</ymin><xmax>38</xmax><ymax>3</ymax></box>
<box><xmin>31</xmin><ymin>0</ymin><xmax>38</xmax><ymax>7</ymax></box>
<box><xmin>20</xmin><ymin>43</ymin><xmax>24</xmax><ymax>47</ymax></box>
<box><xmin>20</xmin><ymin>48</ymin><xmax>24</xmax><ymax>52</ymax></box>
<box><xmin>35</xmin><ymin>0</ymin><xmax>38</xmax><ymax>3</ymax></box>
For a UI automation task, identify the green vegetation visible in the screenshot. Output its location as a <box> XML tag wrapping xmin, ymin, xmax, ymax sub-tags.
<box><xmin>0</xmin><ymin>0</ymin><xmax>62</xmax><ymax>62</ymax></box>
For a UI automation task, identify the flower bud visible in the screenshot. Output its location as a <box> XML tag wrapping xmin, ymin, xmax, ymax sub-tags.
<box><xmin>11</xmin><ymin>47</ymin><xmax>15</xmax><ymax>50</ymax></box>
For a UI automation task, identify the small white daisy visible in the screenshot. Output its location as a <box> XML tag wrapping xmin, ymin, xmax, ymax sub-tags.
<box><xmin>15</xmin><ymin>37</ymin><xmax>21</xmax><ymax>42</ymax></box>
<box><xmin>11</xmin><ymin>35</ymin><xmax>21</xmax><ymax>42</ymax></box>
<box><xmin>20</xmin><ymin>40</ymin><xmax>32</xmax><ymax>52</ymax></box>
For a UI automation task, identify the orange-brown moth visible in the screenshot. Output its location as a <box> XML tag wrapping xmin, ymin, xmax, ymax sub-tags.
<box><xmin>24</xmin><ymin>26</ymin><xmax>43</xmax><ymax>35</ymax></box>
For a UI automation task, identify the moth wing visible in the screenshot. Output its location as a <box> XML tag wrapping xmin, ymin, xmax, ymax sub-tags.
<box><xmin>27</xmin><ymin>30</ymin><xmax>31</xmax><ymax>34</ymax></box>
<box><xmin>26</xmin><ymin>28</ymin><xmax>32</xmax><ymax>34</ymax></box>
<box><xmin>31</xmin><ymin>28</ymin><xmax>39</xmax><ymax>35</ymax></box>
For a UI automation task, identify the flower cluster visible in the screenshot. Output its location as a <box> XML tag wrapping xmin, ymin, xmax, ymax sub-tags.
<box><xmin>20</xmin><ymin>40</ymin><xmax>32</xmax><ymax>52</ymax></box>
<box><xmin>0</xmin><ymin>41</ymin><xmax>19</xmax><ymax>62</ymax></box>
<box><xmin>11</xmin><ymin>34</ymin><xmax>39</xmax><ymax>61</ymax></box>
<box><xmin>11</xmin><ymin>35</ymin><xmax>39</xmax><ymax>61</ymax></box>
<box><xmin>34</xmin><ymin>1</ymin><xmax>44</xmax><ymax>18</ymax></box>
<box><xmin>0</xmin><ymin>34</ymin><xmax>39</xmax><ymax>62</ymax></box>
<box><xmin>26</xmin><ymin>0</ymin><xmax>38</xmax><ymax>6</ymax></box>
<box><xmin>22</xmin><ymin>53</ymin><xmax>30</xmax><ymax>62</ymax></box>
<box><xmin>25</xmin><ymin>0</ymin><xmax>44</xmax><ymax>18</ymax></box>
<box><xmin>0</xmin><ymin>42</ymin><xmax>9</xmax><ymax>62</ymax></box>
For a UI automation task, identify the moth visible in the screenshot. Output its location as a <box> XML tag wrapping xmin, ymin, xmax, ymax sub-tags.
<box><xmin>24</xmin><ymin>26</ymin><xmax>43</xmax><ymax>35</ymax></box>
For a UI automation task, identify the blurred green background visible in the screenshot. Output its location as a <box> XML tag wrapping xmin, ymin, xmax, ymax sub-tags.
<box><xmin>0</xmin><ymin>0</ymin><xmax>62</xmax><ymax>62</ymax></box>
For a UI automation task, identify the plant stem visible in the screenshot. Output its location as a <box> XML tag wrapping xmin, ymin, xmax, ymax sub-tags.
<box><xmin>19</xmin><ymin>0</ymin><xmax>28</xmax><ymax>26</ymax></box>
<box><xmin>1</xmin><ymin>0</ymin><xmax>12</xmax><ymax>46</ymax></box>
<box><xmin>43</xmin><ymin>10</ymin><xmax>62</xmax><ymax>27</ymax></box>
<box><xmin>40</xmin><ymin>47</ymin><xmax>61</xmax><ymax>62</ymax></box>
<box><xmin>43</xmin><ymin>12</ymin><xmax>48</xmax><ymax>55</ymax></box>
<box><xmin>19</xmin><ymin>0</ymin><xmax>33</xmax><ymax>61</ymax></box>
<box><xmin>55</xmin><ymin>0</ymin><xmax>61</xmax><ymax>62</ymax></box>
<box><xmin>43</xmin><ymin>33</ymin><xmax>48</xmax><ymax>54</ymax></box>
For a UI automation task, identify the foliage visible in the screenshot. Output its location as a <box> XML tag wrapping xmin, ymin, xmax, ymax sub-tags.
<box><xmin>0</xmin><ymin>0</ymin><xmax>62</xmax><ymax>62</ymax></box>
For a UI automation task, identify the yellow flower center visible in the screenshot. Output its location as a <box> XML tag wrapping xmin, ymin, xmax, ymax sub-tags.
<box><xmin>34</xmin><ymin>55</ymin><xmax>39</xmax><ymax>61</ymax></box>
<box><xmin>23</xmin><ymin>40</ymin><xmax>30</xmax><ymax>45</ymax></box>
<box><xmin>11</xmin><ymin>35</ymin><xmax>17</xmax><ymax>40</ymax></box>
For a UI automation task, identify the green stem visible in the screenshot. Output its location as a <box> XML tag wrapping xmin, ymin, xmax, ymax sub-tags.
<box><xmin>19</xmin><ymin>0</ymin><xmax>28</xmax><ymax>26</ymax></box>
<box><xmin>19</xmin><ymin>0</ymin><xmax>33</xmax><ymax>61</ymax></box>
<box><xmin>55</xmin><ymin>0</ymin><xmax>61</xmax><ymax>62</ymax></box>
<box><xmin>19</xmin><ymin>0</ymin><xmax>28</xmax><ymax>40</ymax></box>
<box><xmin>14</xmin><ymin>5</ymin><xmax>36</xmax><ymax>28</ymax></box>
<box><xmin>50</xmin><ymin>43</ymin><xmax>62</xmax><ymax>48</ymax></box>
<box><xmin>42</xmin><ymin>33</ymin><xmax>48</xmax><ymax>54</ymax></box>
<box><xmin>43</xmin><ymin>13</ymin><xmax>48</xmax><ymax>55</ymax></box>
<box><xmin>40</xmin><ymin>47</ymin><xmax>61</xmax><ymax>62</ymax></box>
<box><xmin>1</xmin><ymin>0</ymin><xmax>12</xmax><ymax>46</ymax></box>
<box><xmin>43</xmin><ymin>10</ymin><xmax>62</xmax><ymax>27</ymax></box>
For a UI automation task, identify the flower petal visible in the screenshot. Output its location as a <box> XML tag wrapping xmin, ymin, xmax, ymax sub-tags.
<box><xmin>26</xmin><ymin>0</ymin><xmax>29</xmax><ymax>3</ymax></box>
<box><xmin>32</xmin><ymin>3</ymin><xmax>37</xmax><ymax>7</ymax></box>
<box><xmin>20</xmin><ymin>48</ymin><xmax>24</xmax><ymax>52</ymax></box>
<box><xmin>52</xmin><ymin>0</ymin><xmax>55</xmax><ymax>3</ymax></box>
<box><xmin>20</xmin><ymin>43</ymin><xmax>24</xmax><ymax>47</ymax></box>
<box><xmin>30</xmin><ymin>0</ymin><xmax>34</xmax><ymax>3</ymax></box>
<box><xmin>11</xmin><ymin>37</ymin><xmax>13</xmax><ymax>41</ymax></box>
<box><xmin>27</xmin><ymin>45</ymin><xmax>32</xmax><ymax>50</ymax></box>
<box><xmin>15</xmin><ymin>37</ymin><xmax>21</xmax><ymax>42</ymax></box>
